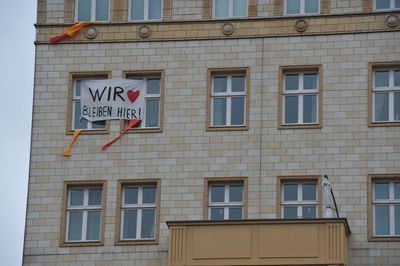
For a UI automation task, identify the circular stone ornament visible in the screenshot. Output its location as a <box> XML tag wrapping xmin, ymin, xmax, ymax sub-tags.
<box><xmin>295</xmin><ymin>20</ymin><xmax>308</xmax><ymax>32</ymax></box>
<box><xmin>222</xmin><ymin>23</ymin><xmax>234</xmax><ymax>35</ymax></box>
<box><xmin>386</xmin><ymin>15</ymin><xmax>399</xmax><ymax>28</ymax></box>
<box><xmin>138</xmin><ymin>26</ymin><xmax>151</xmax><ymax>38</ymax></box>
<box><xmin>84</xmin><ymin>27</ymin><xmax>98</xmax><ymax>39</ymax></box>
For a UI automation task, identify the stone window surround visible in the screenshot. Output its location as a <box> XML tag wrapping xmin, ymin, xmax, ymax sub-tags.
<box><xmin>273</xmin><ymin>0</ymin><xmax>329</xmax><ymax>16</ymax></box>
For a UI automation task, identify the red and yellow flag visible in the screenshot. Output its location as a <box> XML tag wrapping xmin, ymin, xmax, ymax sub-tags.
<box><xmin>50</xmin><ymin>21</ymin><xmax>96</xmax><ymax>43</ymax></box>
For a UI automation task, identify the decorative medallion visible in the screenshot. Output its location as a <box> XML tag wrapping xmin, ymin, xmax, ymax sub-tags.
<box><xmin>84</xmin><ymin>27</ymin><xmax>98</xmax><ymax>39</ymax></box>
<box><xmin>222</xmin><ymin>23</ymin><xmax>234</xmax><ymax>35</ymax></box>
<box><xmin>138</xmin><ymin>26</ymin><xmax>151</xmax><ymax>38</ymax></box>
<box><xmin>386</xmin><ymin>15</ymin><xmax>399</xmax><ymax>28</ymax></box>
<box><xmin>295</xmin><ymin>20</ymin><xmax>308</xmax><ymax>33</ymax></box>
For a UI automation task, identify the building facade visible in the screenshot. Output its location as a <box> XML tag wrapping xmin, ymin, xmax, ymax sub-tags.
<box><xmin>24</xmin><ymin>0</ymin><xmax>400</xmax><ymax>265</ymax></box>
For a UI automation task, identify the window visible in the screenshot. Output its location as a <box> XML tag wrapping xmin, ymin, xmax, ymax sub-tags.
<box><xmin>213</xmin><ymin>0</ymin><xmax>247</xmax><ymax>18</ymax></box>
<box><xmin>68</xmin><ymin>73</ymin><xmax>109</xmax><ymax>134</ymax></box>
<box><xmin>207</xmin><ymin>68</ymin><xmax>249</xmax><ymax>130</ymax></box>
<box><xmin>116</xmin><ymin>180</ymin><xmax>160</xmax><ymax>244</ymax></box>
<box><xmin>61</xmin><ymin>181</ymin><xmax>106</xmax><ymax>246</ymax></box>
<box><xmin>277</xmin><ymin>176</ymin><xmax>321</xmax><ymax>219</ymax></box>
<box><xmin>374</xmin><ymin>0</ymin><xmax>400</xmax><ymax>10</ymax></box>
<box><xmin>285</xmin><ymin>0</ymin><xmax>319</xmax><ymax>15</ymax></box>
<box><xmin>369</xmin><ymin>174</ymin><xmax>400</xmax><ymax>241</ymax></box>
<box><xmin>124</xmin><ymin>71</ymin><xmax>164</xmax><ymax>132</ymax></box>
<box><xmin>279</xmin><ymin>66</ymin><xmax>322</xmax><ymax>129</ymax></box>
<box><xmin>370</xmin><ymin>64</ymin><xmax>400</xmax><ymax>125</ymax></box>
<box><xmin>204</xmin><ymin>177</ymin><xmax>247</xmax><ymax>220</ymax></box>
<box><xmin>129</xmin><ymin>0</ymin><xmax>162</xmax><ymax>21</ymax></box>
<box><xmin>76</xmin><ymin>0</ymin><xmax>109</xmax><ymax>21</ymax></box>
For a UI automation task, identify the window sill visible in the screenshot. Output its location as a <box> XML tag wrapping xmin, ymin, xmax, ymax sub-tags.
<box><xmin>60</xmin><ymin>241</ymin><xmax>103</xmax><ymax>247</ymax></box>
<box><xmin>66</xmin><ymin>129</ymin><xmax>110</xmax><ymax>135</ymax></box>
<box><xmin>368</xmin><ymin>121</ymin><xmax>400</xmax><ymax>127</ymax></box>
<box><xmin>125</xmin><ymin>127</ymin><xmax>163</xmax><ymax>134</ymax></box>
<box><xmin>115</xmin><ymin>239</ymin><xmax>158</xmax><ymax>245</ymax></box>
<box><xmin>278</xmin><ymin>124</ymin><xmax>321</xmax><ymax>130</ymax></box>
<box><xmin>206</xmin><ymin>125</ymin><xmax>249</xmax><ymax>131</ymax></box>
<box><xmin>369</xmin><ymin>236</ymin><xmax>400</xmax><ymax>242</ymax></box>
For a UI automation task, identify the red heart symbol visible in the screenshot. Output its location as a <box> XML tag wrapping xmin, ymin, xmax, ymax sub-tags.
<box><xmin>127</xmin><ymin>90</ymin><xmax>140</xmax><ymax>103</ymax></box>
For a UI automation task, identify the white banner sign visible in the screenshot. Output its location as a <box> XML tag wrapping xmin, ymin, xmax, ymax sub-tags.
<box><xmin>81</xmin><ymin>79</ymin><xmax>145</xmax><ymax>121</ymax></box>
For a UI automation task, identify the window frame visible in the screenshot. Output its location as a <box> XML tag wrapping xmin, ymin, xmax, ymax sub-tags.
<box><xmin>122</xmin><ymin>70</ymin><xmax>164</xmax><ymax>133</ymax></box>
<box><xmin>276</xmin><ymin>176</ymin><xmax>322</xmax><ymax>219</ymax></box>
<box><xmin>368</xmin><ymin>62</ymin><xmax>400</xmax><ymax>127</ymax></box>
<box><xmin>60</xmin><ymin>181</ymin><xmax>107</xmax><ymax>247</ymax></box>
<box><xmin>212</xmin><ymin>0</ymin><xmax>248</xmax><ymax>18</ymax></box>
<box><xmin>373</xmin><ymin>0</ymin><xmax>400</xmax><ymax>11</ymax></box>
<box><xmin>204</xmin><ymin>177</ymin><xmax>248</xmax><ymax>220</ymax></box>
<box><xmin>74</xmin><ymin>0</ymin><xmax>111</xmax><ymax>22</ymax></box>
<box><xmin>368</xmin><ymin>174</ymin><xmax>400</xmax><ymax>241</ymax></box>
<box><xmin>128</xmin><ymin>0</ymin><xmax>164</xmax><ymax>21</ymax></box>
<box><xmin>278</xmin><ymin>65</ymin><xmax>322</xmax><ymax>129</ymax></box>
<box><xmin>115</xmin><ymin>179</ymin><xmax>161</xmax><ymax>245</ymax></box>
<box><xmin>284</xmin><ymin>0</ymin><xmax>320</xmax><ymax>15</ymax></box>
<box><xmin>67</xmin><ymin>72</ymin><xmax>111</xmax><ymax>135</ymax></box>
<box><xmin>206</xmin><ymin>68</ymin><xmax>250</xmax><ymax>131</ymax></box>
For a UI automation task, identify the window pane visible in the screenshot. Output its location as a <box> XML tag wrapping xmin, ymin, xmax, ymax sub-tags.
<box><xmin>92</xmin><ymin>120</ymin><xmax>106</xmax><ymax>129</ymax></box>
<box><xmin>303</xmin><ymin>184</ymin><xmax>316</xmax><ymax>201</ymax></box>
<box><xmin>283</xmin><ymin>207</ymin><xmax>297</xmax><ymax>219</ymax></box>
<box><xmin>68</xmin><ymin>211</ymin><xmax>83</xmax><ymax>241</ymax></box>
<box><xmin>210</xmin><ymin>208</ymin><xmax>224</xmax><ymax>220</ymax></box>
<box><xmin>284</xmin><ymin>96</ymin><xmax>299</xmax><ymax>124</ymax></box>
<box><xmin>305</xmin><ymin>0</ymin><xmax>318</xmax><ymax>13</ymax></box>
<box><xmin>123</xmin><ymin>210</ymin><xmax>137</xmax><ymax>239</ymax></box>
<box><xmin>215</xmin><ymin>0</ymin><xmax>229</xmax><ymax>17</ymax></box>
<box><xmin>302</xmin><ymin>206</ymin><xmax>316</xmax><ymax>218</ymax></box>
<box><xmin>149</xmin><ymin>0</ymin><xmax>162</xmax><ymax>19</ymax></box>
<box><xmin>131</xmin><ymin>0</ymin><xmax>144</xmax><ymax>20</ymax></box>
<box><xmin>75</xmin><ymin>80</ymin><xmax>82</xmax><ymax>97</ymax></box>
<box><xmin>233</xmin><ymin>0</ymin><xmax>247</xmax><ymax>16</ymax></box>
<box><xmin>78</xmin><ymin>0</ymin><xmax>91</xmax><ymax>21</ymax></box>
<box><xmin>375</xmin><ymin>0</ymin><xmax>390</xmax><ymax>9</ymax></box>
<box><xmin>143</xmin><ymin>187</ymin><xmax>156</xmax><ymax>204</ymax></box>
<box><xmin>70</xmin><ymin>189</ymin><xmax>84</xmax><ymax>206</ymax></box>
<box><xmin>283</xmin><ymin>184</ymin><xmax>298</xmax><ymax>201</ymax></box>
<box><xmin>213</xmin><ymin>77</ymin><xmax>227</xmax><ymax>93</ymax></box>
<box><xmin>141</xmin><ymin>209</ymin><xmax>155</xmax><ymax>238</ymax></box>
<box><xmin>285</xmin><ymin>74</ymin><xmax>299</xmax><ymax>91</ymax></box>
<box><xmin>74</xmin><ymin>101</ymin><xmax>88</xmax><ymax>129</ymax></box>
<box><xmin>375</xmin><ymin>205</ymin><xmax>390</xmax><ymax>235</ymax></box>
<box><xmin>394</xmin><ymin>93</ymin><xmax>400</xmax><ymax>121</ymax></box>
<box><xmin>124</xmin><ymin>187</ymin><xmax>138</xmax><ymax>204</ymax></box>
<box><xmin>88</xmin><ymin>188</ymin><xmax>102</xmax><ymax>205</ymax></box>
<box><xmin>303</xmin><ymin>95</ymin><xmax>317</xmax><ymax>123</ymax></box>
<box><xmin>229</xmin><ymin>185</ymin><xmax>243</xmax><ymax>202</ymax></box>
<box><xmin>96</xmin><ymin>0</ymin><xmax>109</xmax><ymax>21</ymax></box>
<box><xmin>86</xmin><ymin>211</ymin><xmax>101</xmax><ymax>240</ymax></box>
<box><xmin>395</xmin><ymin>71</ymin><xmax>400</xmax><ymax>86</ymax></box>
<box><xmin>232</xmin><ymin>76</ymin><xmax>245</xmax><ymax>92</ymax></box>
<box><xmin>229</xmin><ymin>208</ymin><xmax>243</xmax><ymax>220</ymax></box>
<box><xmin>396</xmin><ymin>0</ymin><xmax>400</xmax><ymax>8</ymax></box>
<box><xmin>375</xmin><ymin>183</ymin><xmax>389</xmax><ymax>199</ymax></box>
<box><xmin>231</xmin><ymin>97</ymin><xmax>245</xmax><ymax>125</ymax></box>
<box><xmin>213</xmin><ymin>98</ymin><xmax>227</xmax><ymax>126</ymax></box>
<box><xmin>395</xmin><ymin>183</ymin><xmax>400</xmax><ymax>199</ymax></box>
<box><xmin>396</xmin><ymin>205</ymin><xmax>400</xmax><ymax>235</ymax></box>
<box><xmin>211</xmin><ymin>186</ymin><xmax>225</xmax><ymax>202</ymax></box>
<box><xmin>374</xmin><ymin>93</ymin><xmax>389</xmax><ymax>121</ymax></box>
<box><xmin>145</xmin><ymin>99</ymin><xmax>160</xmax><ymax>127</ymax></box>
<box><xmin>147</xmin><ymin>78</ymin><xmax>160</xmax><ymax>94</ymax></box>
<box><xmin>303</xmin><ymin>73</ymin><xmax>317</xmax><ymax>90</ymax></box>
<box><xmin>375</xmin><ymin>71</ymin><xmax>389</xmax><ymax>87</ymax></box>
<box><xmin>286</xmin><ymin>0</ymin><xmax>300</xmax><ymax>14</ymax></box>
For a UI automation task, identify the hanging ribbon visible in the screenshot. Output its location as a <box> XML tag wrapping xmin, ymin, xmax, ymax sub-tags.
<box><xmin>63</xmin><ymin>130</ymin><xmax>83</xmax><ymax>156</ymax></box>
<box><xmin>102</xmin><ymin>119</ymin><xmax>141</xmax><ymax>150</ymax></box>
<box><xmin>49</xmin><ymin>21</ymin><xmax>96</xmax><ymax>43</ymax></box>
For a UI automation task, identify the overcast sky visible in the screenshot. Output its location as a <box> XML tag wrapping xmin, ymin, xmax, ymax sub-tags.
<box><xmin>0</xmin><ymin>1</ymin><xmax>36</xmax><ymax>265</ymax></box>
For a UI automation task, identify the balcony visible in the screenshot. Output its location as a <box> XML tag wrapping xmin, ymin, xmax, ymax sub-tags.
<box><xmin>167</xmin><ymin>218</ymin><xmax>350</xmax><ymax>266</ymax></box>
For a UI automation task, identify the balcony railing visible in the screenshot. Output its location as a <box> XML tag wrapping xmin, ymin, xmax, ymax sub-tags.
<box><xmin>167</xmin><ymin>218</ymin><xmax>350</xmax><ymax>266</ymax></box>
